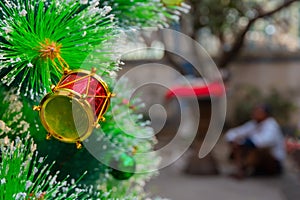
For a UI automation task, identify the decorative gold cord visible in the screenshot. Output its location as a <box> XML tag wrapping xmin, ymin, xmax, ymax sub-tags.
<box><xmin>56</xmin><ymin>74</ymin><xmax>94</xmax><ymax>89</ymax></box>
<box><xmin>96</xmin><ymin>93</ymin><xmax>111</xmax><ymax>123</ymax></box>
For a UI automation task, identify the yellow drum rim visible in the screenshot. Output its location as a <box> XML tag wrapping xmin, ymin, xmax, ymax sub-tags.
<box><xmin>39</xmin><ymin>88</ymin><xmax>95</xmax><ymax>143</ymax></box>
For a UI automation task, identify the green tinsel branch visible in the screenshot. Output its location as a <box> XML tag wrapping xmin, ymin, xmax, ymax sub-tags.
<box><xmin>0</xmin><ymin>0</ymin><xmax>117</xmax><ymax>99</ymax></box>
<box><xmin>101</xmin><ymin>0</ymin><xmax>190</xmax><ymax>28</ymax></box>
<box><xmin>0</xmin><ymin>0</ymin><xmax>190</xmax><ymax>199</ymax></box>
<box><xmin>0</xmin><ymin>136</ymin><xmax>97</xmax><ymax>199</ymax></box>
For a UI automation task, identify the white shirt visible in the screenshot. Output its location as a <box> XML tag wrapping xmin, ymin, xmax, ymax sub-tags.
<box><xmin>225</xmin><ymin>117</ymin><xmax>286</xmax><ymax>162</ymax></box>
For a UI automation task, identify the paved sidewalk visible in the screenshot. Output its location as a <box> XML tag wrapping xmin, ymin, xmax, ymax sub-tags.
<box><xmin>147</xmin><ymin>168</ymin><xmax>285</xmax><ymax>200</ymax></box>
<box><xmin>146</xmin><ymin>139</ymin><xmax>300</xmax><ymax>200</ymax></box>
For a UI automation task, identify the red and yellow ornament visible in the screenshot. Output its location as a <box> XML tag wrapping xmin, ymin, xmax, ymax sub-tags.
<box><xmin>34</xmin><ymin>39</ymin><xmax>113</xmax><ymax>148</ymax></box>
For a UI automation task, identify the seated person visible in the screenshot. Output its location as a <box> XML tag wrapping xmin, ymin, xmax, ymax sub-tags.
<box><xmin>225</xmin><ymin>104</ymin><xmax>286</xmax><ymax>178</ymax></box>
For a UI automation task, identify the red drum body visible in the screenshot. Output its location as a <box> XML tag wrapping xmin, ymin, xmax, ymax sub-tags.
<box><xmin>38</xmin><ymin>69</ymin><xmax>111</xmax><ymax>145</ymax></box>
<box><xmin>59</xmin><ymin>71</ymin><xmax>109</xmax><ymax>118</ymax></box>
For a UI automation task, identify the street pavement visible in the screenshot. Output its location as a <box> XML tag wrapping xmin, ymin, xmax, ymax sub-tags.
<box><xmin>146</xmin><ymin>139</ymin><xmax>300</xmax><ymax>200</ymax></box>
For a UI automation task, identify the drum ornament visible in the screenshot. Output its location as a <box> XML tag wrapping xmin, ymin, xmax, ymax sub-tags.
<box><xmin>34</xmin><ymin>68</ymin><xmax>113</xmax><ymax>149</ymax></box>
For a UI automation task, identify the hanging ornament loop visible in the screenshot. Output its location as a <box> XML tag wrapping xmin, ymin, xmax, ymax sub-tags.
<box><xmin>38</xmin><ymin>39</ymin><xmax>69</xmax><ymax>74</ymax></box>
<box><xmin>39</xmin><ymin>39</ymin><xmax>61</xmax><ymax>60</ymax></box>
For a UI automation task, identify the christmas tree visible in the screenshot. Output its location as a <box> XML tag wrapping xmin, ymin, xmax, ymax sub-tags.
<box><xmin>0</xmin><ymin>0</ymin><xmax>189</xmax><ymax>199</ymax></box>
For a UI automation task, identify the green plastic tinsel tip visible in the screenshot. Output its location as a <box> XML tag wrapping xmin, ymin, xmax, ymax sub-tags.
<box><xmin>0</xmin><ymin>0</ymin><xmax>116</xmax><ymax>99</ymax></box>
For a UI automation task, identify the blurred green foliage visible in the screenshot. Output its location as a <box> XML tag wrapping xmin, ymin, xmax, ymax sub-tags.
<box><xmin>232</xmin><ymin>84</ymin><xmax>295</xmax><ymax>126</ymax></box>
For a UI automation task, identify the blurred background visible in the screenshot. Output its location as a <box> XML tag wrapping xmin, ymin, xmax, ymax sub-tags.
<box><xmin>118</xmin><ymin>0</ymin><xmax>300</xmax><ymax>199</ymax></box>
